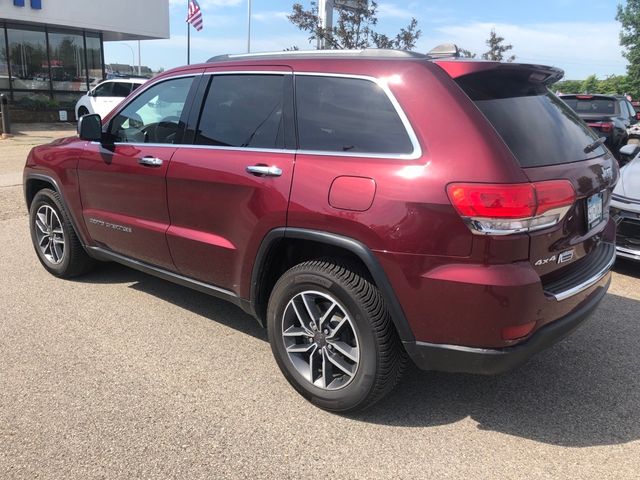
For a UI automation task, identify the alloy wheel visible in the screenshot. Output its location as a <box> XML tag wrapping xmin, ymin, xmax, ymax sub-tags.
<box><xmin>34</xmin><ymin>205</ymin><xmax>65</xmax><ymax>264</ymax></box>
<box><xmin>281</xmin><ymin>290</ymin><xmax>360</xmax><ymax>390</ymax></box>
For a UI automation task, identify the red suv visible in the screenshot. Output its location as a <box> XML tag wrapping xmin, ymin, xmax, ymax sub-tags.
<box><xmin>24</xmin><ymin>50</ymin><xmax>617</xmax><ymax>412</ymax></box>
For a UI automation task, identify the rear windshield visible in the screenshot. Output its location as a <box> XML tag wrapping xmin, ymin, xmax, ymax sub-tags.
<box><xmin>561</xmin><ymin>97</ymin><xmax>617</xmax><ymax>115</ymax></box>
<box><xmin>455</xmin><ymin>71</ymin><xmax>606</xmax><ymax>167</ymax></box>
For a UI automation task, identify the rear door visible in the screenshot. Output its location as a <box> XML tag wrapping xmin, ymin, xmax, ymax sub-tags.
<box><xmin>78</xmin><ymin>74</ymin><xmax>200</xmax><ymax>270</ymax></box>
<box><xmin>451</xmin><ymin>66</ymin><xmax>618</xmax><ymax>278</ymax></box>
<box><xmin>165</xmin><ymin>67</ymin><xmax>295</xmax><ymax>294</ymax></box>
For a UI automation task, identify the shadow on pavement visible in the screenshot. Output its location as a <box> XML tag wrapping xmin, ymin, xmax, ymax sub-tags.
<box><xmin>614</xmin><ymin>258</ymin><xmax>640</xmax><ymax>279</ymax></box>
<box><xmin>358</xmin><ymin>293</ymin><xmax>640</xmax><ymax>447</ymax></box>
<box><xmin>78</xmin><ymin>262</ymin><xmax>267</xmax><ymax>341</ymax></box>
<box><xmin>79</xmin><ymin>263</ymin><xmax>639</xmax><ymax>447</ymax></box>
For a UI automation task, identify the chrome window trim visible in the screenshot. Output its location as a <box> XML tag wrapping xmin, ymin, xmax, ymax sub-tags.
<box><xmin>293</xmin><ymin>72</ymin><xmax>422</xmax><ymax>160</ymax></box>
<box><xmin>95</xmin><ymin>71</ymin><xmax>422</xmax><ymax>160</ymax></box>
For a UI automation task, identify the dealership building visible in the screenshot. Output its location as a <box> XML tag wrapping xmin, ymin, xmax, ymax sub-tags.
<box><xmin>0</xmin><ymin>0</ymin><xmax>169</xmax><ymax>105</ymax></box>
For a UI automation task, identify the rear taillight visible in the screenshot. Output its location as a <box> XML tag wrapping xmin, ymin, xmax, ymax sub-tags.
<box><xmin>587</xmin><ymin>121</ymin><xmax>614</xmax><ymax>133</ymax></box>
<box><xmin>447</xmin><ymin>180</ymin><xmax>576</xmax><ymax>235</ymax></box>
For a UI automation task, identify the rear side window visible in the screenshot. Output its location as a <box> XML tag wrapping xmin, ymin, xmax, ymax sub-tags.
<box><xmin>112</xmin><ymin>82</ymin><xmax>133</xmax><ymax>97</ymax></box>
<box><xmin>456</xmin><ymin>71</ymin><xmax>606</xmax><ymax>167</ymax></box>
<box><xmin>295</xmin><ymin>76</ymin><xmax>413</xmax><ymax>155</ymax></box>
<box><xmin>561</xmin><ymin>97</ymin><xmax>617</xmax><ymax>115</ymax></box>
<box><xmin>195</xmin><ymin>74</ymin><xmax>285</xmax><ymax>149</ymax></box>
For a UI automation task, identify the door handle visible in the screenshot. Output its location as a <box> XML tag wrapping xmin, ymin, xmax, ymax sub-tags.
<box><xmin>246</xmin><ymin>165</ymin><xmax>282</xmax><ymax>177</ymax></box>
<box><xmin>138</xmin><ymin>156</ymin><xmax>163</xmax><ymax>167</ymax></box>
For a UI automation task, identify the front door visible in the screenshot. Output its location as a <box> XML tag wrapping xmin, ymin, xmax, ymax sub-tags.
<box><xmin>166</xmin><ymin>68</ymin><xmax>296</xmax><ymax>295</ymax></box>
<box><xmin>78</xmin><ymin>75</ymin><xmax>199</xmax><ymax>270</ymax></box>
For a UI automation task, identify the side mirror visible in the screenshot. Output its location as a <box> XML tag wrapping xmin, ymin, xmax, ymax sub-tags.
<box><xmin>78</xmin><ymin>113</ymin><xmax>102</xmax><ymax>142</ymax></box>
<box><xmin>619</xmin><ymin>143</ymin><xmax>640</xmax><ymax>158</ymax></box>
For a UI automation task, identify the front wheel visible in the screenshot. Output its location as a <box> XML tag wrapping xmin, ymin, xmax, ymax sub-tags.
<box><xmin>267</xmin><ymin>260</ymin><xmax>407</xmax><ymax>412</ymax></box>
<box><xmin>29</xmin><ymin>189</ymin><xmax>95</xmax><ymax>278</ymax></box>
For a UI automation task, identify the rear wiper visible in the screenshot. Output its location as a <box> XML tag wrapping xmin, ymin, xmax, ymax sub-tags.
<box><xmin>584</xmin><ymin>136</ymin><xmax>607</xmax><ymax>154</ymax></box>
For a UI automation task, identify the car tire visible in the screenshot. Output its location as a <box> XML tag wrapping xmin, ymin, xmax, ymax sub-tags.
<box><xmin>77</xmin><ymin>106</ymin><xmax>89</xmax><ymax>119</ymax></box>
<box><xmin>267</xmin><ymin>259</ymin><xmax>407</xmax><ymax>412</ymax></box>
<box><xmin>29</xmin><ymin>189</ymin><xmax>95</xmax><ymax>278</ymax></box>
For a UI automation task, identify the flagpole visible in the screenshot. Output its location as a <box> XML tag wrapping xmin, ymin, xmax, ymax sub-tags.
<box><xmin>247</xmin><ymin>0</ymin><xmax>252</xmax><ymax>53</ymax></box>
<box><xmin>187</xmin><ymin>21</ymin><xmax>191</xmax><ymax>65</ymax></box>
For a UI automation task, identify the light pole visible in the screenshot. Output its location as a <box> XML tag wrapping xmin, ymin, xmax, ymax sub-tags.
<box><xmin>121</xmin><ymin>43</ymin><xmax>135</xmax><ymax>76</ymax></box>
<box><xmin>247</xmin><ymin>0</ymin><xmax>252</xmax><ymax>53</ymax></box>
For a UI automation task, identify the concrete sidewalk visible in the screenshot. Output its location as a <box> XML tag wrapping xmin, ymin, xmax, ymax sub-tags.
<box><xmin>0</xmin><ymin>123</ymin><xmax>76</xmax><ymax>182</ymax></box>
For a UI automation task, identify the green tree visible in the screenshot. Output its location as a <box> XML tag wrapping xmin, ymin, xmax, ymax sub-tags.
<box><xmin>552</xmin><ymin>79</ymin><xmax>583</xmax><ymax>93</ymax></box>
<box><xmin>288</xmin><ymin>1</ymin><xmax>421</xmax><ymax>50</ymax></box>
<box><xmin>458</xmin><ymin>47</ymin><xmax>477</xmax><ymax>58</ymax></box>
<box><xmin>617</xmin><ymin>1</ymin><xmax>640</xmax><ymax>98</ymax></box>
<box><xmin>581</xmin><ymin>74</ymin><xmax>599</xmax><ymax>93</ymax></box>
<box><xmin>481</xmin><ymin>28</ymin><xmax>515</xmax><ymax>62</ymax></box>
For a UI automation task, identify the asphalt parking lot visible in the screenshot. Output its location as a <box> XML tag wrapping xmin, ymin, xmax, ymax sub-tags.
<box><xmin>1</xmin><ymin>126</ymin><xmax>640</xmax><ymax>479</ymax></box>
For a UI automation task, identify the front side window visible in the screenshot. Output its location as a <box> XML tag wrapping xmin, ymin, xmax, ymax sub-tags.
<box><xmin>92</xmin><ymin>82</ymin><xmax>113</xmax><ymax>97</ymax></box>
<box><xmin>109</xmin><ymin>76</ymin><xmax>194</xmax><ymax>144</ymax></box>
<box><xmin>295</xmin><ymin>75</ymin><xmax>413</xmax><ymax>155</ymax></box>
<box><xmin>195</xmin><ymin>74</ymin><xmax>285</xmax><ymax>149</ymax></box>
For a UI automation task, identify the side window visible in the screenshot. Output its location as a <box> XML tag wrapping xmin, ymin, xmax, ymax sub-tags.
<box><xmin>92</xmin><ymin>82</ymin><xmax>113</xmax><ymax>97</ymax></box>
<box><xmin>109</xmin><ymin>76</ymin><xmax>194</xmax><ymax>144</ymax></box>
<box><xmin>295</xmin><ymin>76</ymin><xmax>413</xmax><ymax>154</ymax></box>
<box><xmin>195</xmin><ymin>74</ymin><xmax>285</xmax><ymax>149</ymax></box>
<box><xmin>112</xmin><ymin>82</ymin><xmax>133</xmax><ymax>98</ymax></box>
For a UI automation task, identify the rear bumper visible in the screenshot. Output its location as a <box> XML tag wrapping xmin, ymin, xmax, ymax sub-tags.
<box><xmin>403</xmin><ymin>274</ymin><xmax>610</xmax><ymax>374</ymax></box>
<box><xmin>611</xmin><ymin>200</ymin><xmax>640</xmax><ymax>261</ymax></box>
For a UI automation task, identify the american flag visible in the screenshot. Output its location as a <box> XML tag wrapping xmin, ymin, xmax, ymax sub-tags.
<box><xmin>187</xmin><ymin>0</ymin><xmax>204</xmax><ymax>31</ymax></box>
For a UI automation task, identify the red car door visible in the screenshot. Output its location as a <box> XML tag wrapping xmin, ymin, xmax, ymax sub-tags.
<box><xmin>78</xmin><ymin>75</ymin><xmax>199</xmax><ymax>270</ymax></box>
<box><xmin>166</xmin><ymin>67</ymin><xmax>295</xmax><ymax>296</ymax></box>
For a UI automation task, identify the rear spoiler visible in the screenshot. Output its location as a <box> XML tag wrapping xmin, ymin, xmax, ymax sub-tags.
<box><xmin>434</xmin><ymin>60</ymin><xmax>564</xmax><ymax>86</ymax></box>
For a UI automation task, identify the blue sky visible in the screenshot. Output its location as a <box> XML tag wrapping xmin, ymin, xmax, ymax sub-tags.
<box><xmin>104</xmin><ymin>0</ymin><xmax>627</xmax><ymax>80</ymax></box>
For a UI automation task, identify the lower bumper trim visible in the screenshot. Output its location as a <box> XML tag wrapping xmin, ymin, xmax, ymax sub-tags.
<box><xmin>616</xmin><ymin>245</ymin><xmax>640</xmax><ymax>261</ymax></box>
<box><xmin>404</xmin><ymin>275</ymin><xmax>610</xmax><ymax>375</ymax></box>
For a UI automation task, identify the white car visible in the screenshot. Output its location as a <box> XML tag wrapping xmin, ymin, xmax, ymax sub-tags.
<box><xmin>612</xmin><ymin>144</ymin><xmax>640</xmax><ymax>261</ymax></box>
<box><xmin>75</xmin><ymin>78</ymin><xmax>147</xmax><ymax>120</ymax></box>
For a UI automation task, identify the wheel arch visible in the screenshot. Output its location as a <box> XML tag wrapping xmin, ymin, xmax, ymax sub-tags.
<box><xmin>24</xmin><ymin>173</ymin><xmax>88</xmax><ymax>247</ymax></box>
<box><xmin>249</xmin><ymin>228</ymin><xmax>415</xmax><ymax>342</ymax></box>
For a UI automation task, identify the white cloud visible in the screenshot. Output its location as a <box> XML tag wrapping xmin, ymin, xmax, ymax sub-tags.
<box><xmin>377</xmin><ymin>3</ymin><xmax>415</xmax><ymax>20</ymax></box>
<box><xmin>252</xmin><ymin>11</ymin><xmax>290</xmax><ymax>23</ymax></box>
<box><xmin>417</xmin><ymin>21</ymin><xmax>627</xmax><ymax>79</ymax></box>
<box><xmin>169</xmin><ymin>0</ymin><xmax>243</xmax><ymax>9</ymax></box>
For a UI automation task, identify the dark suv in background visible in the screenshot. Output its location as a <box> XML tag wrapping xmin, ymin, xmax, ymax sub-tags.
<box><xmin>560</xmin><ymin>93</ymin><xmax>638</xmax><ymax>161</ymax></box>
<box><xmin>24</xmin><ymin>49</ymin><xmax>617</xmax><ymax>412</ymax></box>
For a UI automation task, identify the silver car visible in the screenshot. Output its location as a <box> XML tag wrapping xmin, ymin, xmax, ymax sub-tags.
<box><xmin>612</xmin><ymin>144</ymin><xmax>640</xmax><ymax>261</ymax></box>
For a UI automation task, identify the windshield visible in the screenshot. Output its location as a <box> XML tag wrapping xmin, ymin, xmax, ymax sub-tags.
<box><xmin>456</xmin><ymin>71</ymin><xmax>606</xmax><ymax>168</ymax></box>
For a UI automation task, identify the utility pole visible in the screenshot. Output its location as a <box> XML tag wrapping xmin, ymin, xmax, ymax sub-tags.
<box><xmin>137</xmin><ymin>40</ymin><xmax>142</xmax><ymax>76</ymax></box>
<box><xmin>317</xmin><ymin>0</ymin><xmax>334</xmax><ymax>49</ymax></box>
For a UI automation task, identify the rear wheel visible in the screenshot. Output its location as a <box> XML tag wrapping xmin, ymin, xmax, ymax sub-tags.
<box><xmin>267</xmin><ymin>259</ymin><xmax>407</xmax><ymax>412</ymax></box>
<box><xmin>29</xmin><ymin>189</ymin><xmax>95</xmax><ymax>278</ymax></box>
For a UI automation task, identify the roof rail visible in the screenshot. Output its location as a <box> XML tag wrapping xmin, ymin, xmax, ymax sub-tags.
<box><xmin>206</xmin><ymin>49</ymin><xmax>426</xmax><ymax>63</ymax></box>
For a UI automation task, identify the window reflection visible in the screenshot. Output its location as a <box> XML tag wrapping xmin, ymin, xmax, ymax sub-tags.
<box><xmin>0</xmin><ymin>27</ymin><xmax>9</xmax><ymax>90</ymax></box>
<box><xmin>48</xmin><ymin>31</ymin><xmax>86</xmax><ymax>92</ymax></box>
<box><xmin>85</xmin><ymin>35</ymin><xmax>103</xmax><ymax>88</ymax></box>
<box><xmin>7</xmin><ymin>28</ymin><xmax>48</xmax><ymax>90</ymax></box>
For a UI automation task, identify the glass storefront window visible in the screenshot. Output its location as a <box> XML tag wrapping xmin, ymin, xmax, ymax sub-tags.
<box><xmin>48</xmin><ymin>30</ymin><xmax>87</xmax><ymax>92</ymax></box>
<box><xmin>85</xmin><ymin>34</ymin><xmax>103</xmax><ymax>88</ymax></box>
<box><xmin>0</xmin><ymin>27</ymin><xmax>9</xmax><ymax>91</ymax></box>
<box><xmin>7</xmin><ymin>27</ymin><xmax>49</xmax><ymax>90</ymax></box>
